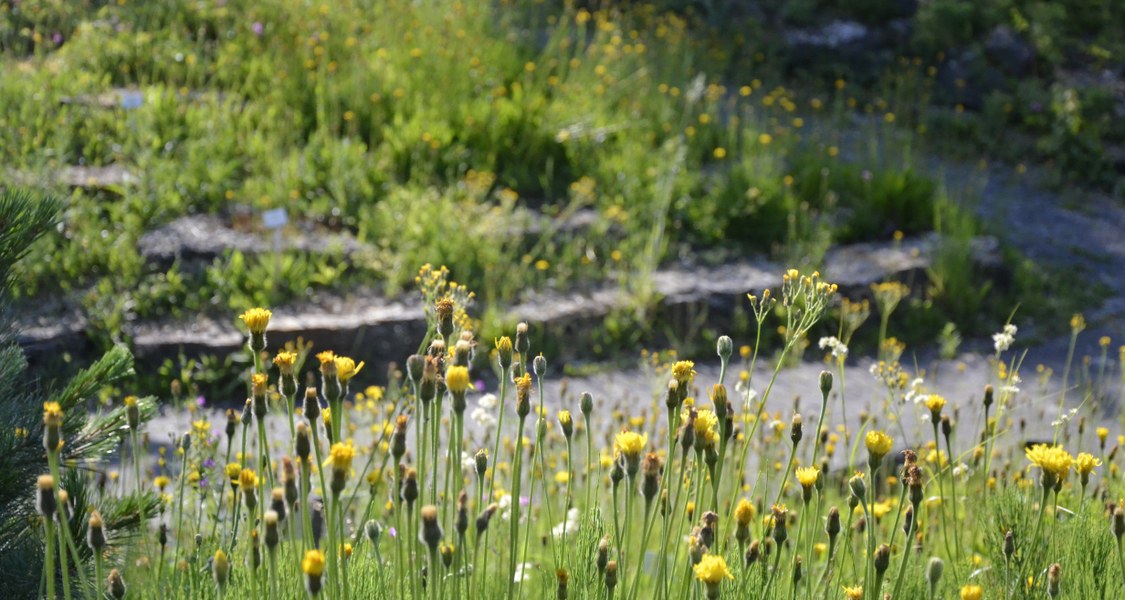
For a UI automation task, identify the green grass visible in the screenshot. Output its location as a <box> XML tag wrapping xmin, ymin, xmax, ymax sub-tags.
<box><xmin>7</xmin><ymin>0</ymin><xmax>1105</xmax><ymax>357</ymax></box>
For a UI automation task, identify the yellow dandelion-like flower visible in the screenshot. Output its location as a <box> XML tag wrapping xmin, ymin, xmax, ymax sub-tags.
<box><xmin>273</xmin><ymin>351</ymin><xmax>298</xmax><ymax>374</ymax></box>
<box><xmin>123</xmin><ymin>395</ymin><xmax>137</xmax><ymax>407</ymax></box>
<box><xmin>326</xmin><ymin>441</ymin><xmax>357</xmax><ymax>472</ymax></box>
<box><xmin>238</xmin><ymin>468</ymin><xmax>258</xmax><ymax>490</ymax></box>
<box><xmin>334</xmin><ymin>356</ymin><xmax>364</xmax><ymax>382</ymax></box>
<box><xmin>1025</xmin><ymin>444</ymin><xmax>1072</xmax><ymax>481</ymax></box>
<box><xmin>252</xmin><ymin>372</ymin><xmax>267</xmax><ymax>393</ymax></box>
<box><xmin>960</xmin><ymin>584</ymin><xmax>983</xmax><ymax>600</ymax></box>
<box><xmin>43</xmin><ymin>402</ymin><xmax>64</xmax><ymax>427</ymax></box>
<box><xmin>865</xmin><ymin>430</ymin><xmax>893</xmax><ymax>461</ymax></box>
<box><xmin>924</xmin><ymin>394</ymin><xmax>946</xmax><ymax>416</ymax></box>
<box><xmin>671</xmin><ymin>360</ymin><xmax>697</xmax><ymax>384</ymax></box>
<box><xmin>302</xmin><ymin>549</ymin><xmax>326</xmax><ymax>576</ymax></box>
<box><xmin>614</xmin><ymin>431</ymin><xmax>647</xmax><ymax>459</ymax></box>
<box><xmin>1075</xmin><ymin>452</ymin><xmax>1101</xmax><ymax>477</ymax></box>
<box><xmin>154</xmin><ymin>475</ymin><xmax>171</xmax><ymax>490</ymax></box>
<box><xmin>1097</xmin><ymin>427</ymin><xmax>1110</xmax><ymax>443</ymax></box>
<box><xmin>316</xmin><ymin>351</ymin><xmax>337</xmax><ymax>367</ymax></box>
<box><xmin>843</xmin><ymin>586</ymin><xmax>863</xmax><ymax>600</ymax></box>
<box><xmin>796</xmin><ymin>466</ymin><xmax>820</xmax><ymax>488</ymax></box>
<box><xmin>239</xmin><ymin>308</ymin><xmax>272</xmax><ymax>334</ymax></box>
<box><xmin>225</xmin><ymin>463</ymin><xmax>242</xmax><ymax>482</ymax></box>
<box><xmin>693</xmin><ymin>554</ymin><xmax>733</xmax><ymax>584</ymax></box>
<box><xmin>690</xmin><ymin>409</ymin><xmax>720</xmax><ymax>447</ymax></box>
<box><xmin>446</xmin><ymin>366</ymin><xmax>471</xmax><ymax>394</ymax></box>
<box><xmin>734</xmin><ymin>498</ymin><xmax>756</xmax><ymax>526</ymax></box>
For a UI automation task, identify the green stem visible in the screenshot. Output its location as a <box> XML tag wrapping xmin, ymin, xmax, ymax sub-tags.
<box><xmin>506</xmin><ymin>415</ymin><xmax>527</xmax><ymax>600</ymax></box>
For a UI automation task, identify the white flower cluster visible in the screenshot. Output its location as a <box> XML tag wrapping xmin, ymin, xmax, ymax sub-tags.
<box><xmin>551</xmin><ymin>508</ymin><xmax>580</xmax><ymax>539</ymax></box>
<box><xmin>471</xmin><ymin>393</ymin><xmax>498</xmax><ymax>429</ymax></box>
<box><xmin>818</xmin><ymin>336</ymin><xmax>849</xmax><ymax>359</ymax></box>
<box><xmin>993</xmin><ymin>323</ymin><xmax>1017</xmax><ymax>353</ymax></box>
<box><xmin>904</xmin><ymin>378</ymin><xmax>928</xmax><ymax>405</ymax></box>
<box><xmin>1051</xmin><ymin>407</ymin><xmax>1079</xmax><ymax>428</ymax></box>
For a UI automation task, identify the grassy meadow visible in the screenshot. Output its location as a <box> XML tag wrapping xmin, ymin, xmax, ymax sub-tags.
<box><xmin>2</xmin><ymin>0</ymin><xmax>1125</xmax><ymax>599</ymax></box>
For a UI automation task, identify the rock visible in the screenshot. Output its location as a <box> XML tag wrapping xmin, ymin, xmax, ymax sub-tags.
<box><xmin>137</xmin><ymin>214</ymin><xmax>373</xmax><ymax>266</ymax></box>
<box><xmin>984</xmin><ymin>26</ymin><xmax>1036</xmax><ymax>77</ymax></box>
<box><xmin>784</xmin><ymin>21</ymin><xmax>870</xmax><ymax>49</ymax></box>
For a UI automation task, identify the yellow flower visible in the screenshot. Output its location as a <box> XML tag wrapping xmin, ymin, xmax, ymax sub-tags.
<box><xmin>1075</xmin><ymin>452</ymin><xmax>1101</xmax><ymax>477</ymax></box>
<box><xmin>1097</xmin><ymin>427</ymin><xmax>1109</xmax><ymax>443</ymax></box>
<box><xmin>734</xmin><ymin>498</ymin><xmax>756</xmax><ymax>526</ymax></box>
<box><xmin>274</xmin><ymin>351</ymin><xmax>298</xmax><ymax>374</ymax></box>
<box><xmin>690</xmin><ymin>409</ymin><xmax>719</xmax><ymax>447</ymax></box>
<box><xmin>123</xmin><ymin>395</ymin><xmax>137</xmax><ymax>407</ymax></box>
<box><xmin>865</xmin><ymin>430</ymin><xmax>893</xmax><ymax>461</ymax></box>
<box><xmin>315</xmin><ymin>348</ymin><xmax>335</xmax><ymax>366</ymax></box>
<box><xmin>326</xmin><ymin>441</ymin><xmax>357</xmax><ymax>472</ymax></box>
<box><xmin>302</xmin><ymin>549</ymin><xmax>326</xmax><ymax>576</ymax></box>
<box><xmin>335</xmin><ymin>356</ymin><xmax>364</xmax><ymax>382</ymax></box>
<box><xmin>693</xmin><ymin>554</ymin><xmax>733</xmax><ymax>584</ymax></box>
<box><xmin>614</xmin><ymin>430</ymin><xmax>647</xmax><ymax>459</ymax></box>
<box><xmin>225</xmin><ymin>463</ymin><xmax>242</xmax><ymax>482</ymax></box>
<box><xmin>445</xmin><ymin>366</ymin><xmax>470</xmax><ymax>394</ymax></box>
<box><xmin>1025</xmin><ymin>444</ymin><xmax>1072</xmax><ymax>482</ymax></box>
<box><xmin>843</xmin><ymin>586</ymin><xmax>863</xmax><ymax>600</ymax></box>
<box><xmin>796</xmin><ymin>466</ymin><xmax>820</xmax><ymax>488</ymax></box>
<box><xmin>43</xmin><ymin>402</ymin><xmax>64</xmax><ymax>427</ymax></box>
<box><xmin>154</xmin><ymin>475</ymin><xmax>171</xmax><ymax>490</ymax></box>
<box><xmin>671</xmin><ymin>360</ymin><xmax>697</xmax><ymax>384</ymax></box>
<box><xmin>924</xmin><ymin>394</ymin><xmax>946</xmax><ymax>416</ymax></box>
<box><xmin>554</xmin><ymin>471</ymin><xmax>569</xmax><ymax>484</ymax></box>
<box><xmin>238</xmin><ymin>468</ymin><xmax>258</xmax><ymax>490</ymax></box>
<box><xmin>960</xmin><ymin>584</ymin><xmax>983</xmax><ymax>600</ymax></box>
<box><xmin>252</xmin><ymin>372</ymin><xmax>268</xmax><ymax>394</ymax></box>
<box><xmin>239</xmin><ymin>308</ymin><xmax>272</xmax><ymax>334</ymax></box>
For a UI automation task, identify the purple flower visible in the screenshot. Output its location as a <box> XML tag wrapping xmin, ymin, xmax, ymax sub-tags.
<box><xmin>388</xmin><ymin>526</ymin><xmax>397</xmax><ymax>538</ymax></box>
<box><xmin>251</xmin><ymin>22</ymin><xmax>264</xmax><ymax>36</ymax></box>
<box><xmin>475</xmin><ymin>379</ymin><xmax>486</xmax><ymax>392</ymax></box>
<box><xmin>199</xmin><ymin>477</ymin><xmax>210</xmax><ymax>489</ymax></box>
<box><xmin>52</xmin><ymin>32</ymin><xmax>62</xmax><ymax>45</ymax></box>
<box><xmin>203</xmin><ymin>458</ymin><xmax>215</xmax><ymax>469</ymax></box>
<box><xmin>196</xmin><ymin>395</ymin><xmax>206</xmax><ymax>407</ymax></box>
<box><xmin>520</xmin><ymin>496</ymin><xmax>530</xmax><ymax>507</ymax></box>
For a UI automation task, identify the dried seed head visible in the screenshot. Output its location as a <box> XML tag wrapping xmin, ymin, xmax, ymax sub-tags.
<box><xmin>107</xmin><ymin>568</ymin><xmax>126</xmax><ymax>600</ymax></box>
<box><xmin>87</xmin><ymin>511</ymin><xmax>106</xmax><ymax>552</ymax></box>
<box><xmin>36</xmin><ymin>475</ymin><xmax>56</xmax><ymax>519</ymax></box>
<box><xmin>1047</xmin><ymin>563</ymin><xmax>1061</xmax><ymax>597</ymax></box>
<box><xmin>515</xmin><ymin>322</ymin><xmax>530</xmax><ymax>355</ymax></box>
<box><xmin>264</xmin><ymin>510</ymin><xmax>280</xmax><ymax>549</ymax></box>
<box><xmin>596</xmin><ymin>536</ymin><xmax>610</xmax><ymax>573</ymax></box>
<box><xmin>873</xmin><ymin>544</ymin><xmax>891</xmax><ymax>575</ymax></box>
<box><xmin>746</xmin><ymin>540</ymin><xmax>760</xmax><ymax>566</ymax></box>
<box><xmin>303</xmin><ymin>387</ymin><xmax>321</xmax><ymax>423</ymax></box>
<box><xmin>476</xmin><ymin>503</ymin><xmax>498</xmax><ymax>536</ymax></box>
<box><xmin>826</xmin><ymin>506</ymin><xmax>841</xmax><ymax>540</ymax></box>
<box><xmin>1004</xmin><ymin>530</ymin><xmax>1016</xmax><ymax>559</ymax></box>
<box><xmin>402</xmin><ymin>469</ymin><xmax>419</xmax><ymax>506</ymax></box>
<box><xmin>604</xmin><ymin>561</ymin><xmax>618</xmax><ymax>590</ymax></box>
<box><xmin>420</xmin><ymin>505</ymin><xmax>443</xmax><ymax>551</ymax></box>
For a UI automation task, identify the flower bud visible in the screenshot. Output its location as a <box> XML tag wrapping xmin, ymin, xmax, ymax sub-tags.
<box><xmin>402</xmin><ymin>468</ymin><xmax>419</xmax><ymax>507</ymax></box>
<box><xmin>533</xmin><ymin>354</ymin><xmax>547</xmax><ymax>378</ymax></box>
<box><xmin>580</xmin><ymin>391</ymin><xmax>594</xmax><ymax>416</ymax></box>
<box><xmin>365</xmin><ymin>520</ymin><xmax>382</xmax><ymax>544</ymax></box>
<box><xmin>983</xmin><ymin>384</ymin><xmax>994</xmax><ymax>409</ymax></box>
<box><xmin>406</xmin><ymin>354</ymin><xmax>425</xmax><ymax>386</ymax></box>
<box><xmin>212</xmin><ymin>549</ymin><xmax>230</xmax><ymax>588</ymax></box>
<box><xmin>819</xmin><ymin>370</ymin><xmax>833</xmax><ymax>396</ymax></box>
<box><xmin>296</xmin><ymin>423</ymin><xmax>311</xmax><ymax>463</ymax></box>
<box><xmin>596</xmin><ymin>536</ymin><xmax>610</xmax><ymax>573</ymax></box>
<box><xmin>1004</xmin><ymin>530</ymin><xmax>1015</xmax><ymax>559</ymax></box>
<box><xmin>791</xmin><ymin>413</ymin><xmax>803</xmax><ymax>445</ymax></box>
<box><xmin>303</xmin><ymin>387</ymin><xmax>320</xmax><ymax>423</ymax></box>
<box><xmin>926</xmin><ymin>557</ymin><xmax>944</xmax><ymax>589</ymax></box>
<box><xmin>717</xmin><ymin>335</ymin><xmax>733</xmax><ymax>361</ymax></box>
<box><xmin>1047</xmin><ymin>563</ymin><xmax>1061</xmax><ymax>597</ymax></box>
